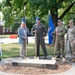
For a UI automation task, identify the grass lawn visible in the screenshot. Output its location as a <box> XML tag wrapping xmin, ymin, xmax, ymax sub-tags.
<box><xmin>1</xmin><ymin>43</ymin><xmax>55</xmax><ymax>58</ymax></box>
<box><xmin>0</xmin><ymin>34</ymin><xmax>17</xmax><ymax>38</ymax></box>
<box><xmin>0</xmin><ymin>35</ymin><xmax>10</xmax><ymax>38</ymax></box>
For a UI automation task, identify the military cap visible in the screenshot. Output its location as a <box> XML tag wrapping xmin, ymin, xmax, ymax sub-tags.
<box><xmin>36</xmin><ymin>17</ymin><xmax>41</xmax><ymax>20</ymax></box>
<box><xmin>22</xmin><ymin>17</ymin><xmax>26</xmax><ymax>23</ymax></box>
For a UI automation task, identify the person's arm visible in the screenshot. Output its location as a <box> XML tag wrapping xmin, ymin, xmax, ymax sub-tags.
<box><xmin>71</xmin><ymin>27</ymin><xmax>75</xmax><ymax>34</ymax></box>
<box><xmin>51</xmin><ymin>29</ymin><xmax>56</xmax><ymax>44</ymax></box>
<box><xmin>58</xmin><ymin>27</ymin><xmax>66</xmax><ymax>36</ymax></box>
<box><xmin>71</xmin><ymin>27</ymin><xmax>75</xmax><ymax>44</ymax></box>
<box><xmin>31</xmin><ymin>25</ymin><xmax>36</xmax><ymax>34</ymax></box>
<box><xmin>42</xmin><ymin>24</ymin><xmax>47</xmax><ymax>37</ymax></box>
<box><xmin>51</xmin><ymin>29</ymin><xmax>56</xmax><ymax>35</ymax></box>
<box><xmin>18</xmin><ymin>28</ymin><xmax>26</xmax><ymax>39</ymax></box>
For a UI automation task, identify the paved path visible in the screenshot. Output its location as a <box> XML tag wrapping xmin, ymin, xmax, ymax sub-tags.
<box><xmin>0</xmin><ymin>36</ymin><xmax>48</xmax><ymax>44</ymax></box>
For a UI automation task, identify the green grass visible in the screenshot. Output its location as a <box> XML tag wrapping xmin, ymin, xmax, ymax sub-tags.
<box><xmin>0</xmin><ymin>34</ymin><xmax>17</xmax><ymax>38</ymax></box>
<box><xmin>1</xmin><ymin>43</ymin><xmax>55</xmax><ymax>58</ymax></box>
<box><xmin>0</xmin><ymin>35</ymin><xmax>10</xmax><ymax>38</ymax></box>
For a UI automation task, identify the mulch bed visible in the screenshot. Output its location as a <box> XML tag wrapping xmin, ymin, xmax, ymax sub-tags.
<box><xmin>0</xmin><ymin>61</ymin><xmax>72</xmax><ymax>75</ymax></box>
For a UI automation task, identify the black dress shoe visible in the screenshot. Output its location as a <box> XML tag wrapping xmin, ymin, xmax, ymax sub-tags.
<box><xmin>43</xmin><ymin>56</ymin><xmax>47</xmax><ymax>59</ymax></box>
<box><xmin>20</xmin><ymin>56</ymin><xmax>25</xmax><ymax>59</ymax></box>
<box><xmin>56</xmin><ymin>55</ymin><xmax>61</xmax><ymax>58</ymax></box>
<box><xmin>69</xmin><ymin>58</ymin><xmax>75</xmax><ymax>63</ymax></box>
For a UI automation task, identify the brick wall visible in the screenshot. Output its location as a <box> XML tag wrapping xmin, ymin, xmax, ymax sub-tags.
<box><xmin>0</xmin><ymin>26</ymin><xmax>15</xmax><ymax>34</ymax></box>
<box><xmin>0</xmin><ymin>26</ymin><xmax>2</xmax><ymax>34</ymax></box>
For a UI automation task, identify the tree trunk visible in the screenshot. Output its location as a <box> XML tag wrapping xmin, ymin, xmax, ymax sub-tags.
<box><xmin>51</xmin><ymin>10</ymin><xmax>58</xmax><ymax>27</ymax></box>
<box><xmin>50</xmin><ymin>1</ymin><xmax>75</xmax><ymax>27</ymax></box>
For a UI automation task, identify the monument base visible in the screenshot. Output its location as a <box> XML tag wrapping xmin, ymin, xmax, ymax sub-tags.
<box><xmin>12</xmin><ymin>59</ymin><xmax>57</xmax><ymax>69</ymax></box>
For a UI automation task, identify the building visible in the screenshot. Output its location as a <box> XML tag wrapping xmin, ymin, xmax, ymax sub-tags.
<box><xmin>0</xmin><ymin>12</ymin><xmax>14</xmax><ymax>34</ymax></box>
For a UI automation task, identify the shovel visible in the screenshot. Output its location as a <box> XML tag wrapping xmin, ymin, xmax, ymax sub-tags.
<box><xmin>52</xmin><ymin>34</ymin><xmax>57</xmax><ymax>60</ymax></box>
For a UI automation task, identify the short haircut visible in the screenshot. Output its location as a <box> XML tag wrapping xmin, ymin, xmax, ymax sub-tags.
<box><xmin>69</xmin><ymin>20</ymin><xmax>73</xmax><ymax>23</ymax></box>
<box><xmin>58</xmin><ymin>20</ymin><xmax>62</xmax><ymax>22</ymax></box>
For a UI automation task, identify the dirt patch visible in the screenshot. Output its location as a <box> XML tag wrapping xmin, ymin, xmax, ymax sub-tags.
<box><xmin>0</xmin><ymin>61</ymin><xmax>72</xmax><ymax>75</ymax></box>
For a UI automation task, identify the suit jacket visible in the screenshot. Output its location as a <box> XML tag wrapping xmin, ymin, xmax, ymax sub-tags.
<box><xmin>18</xmin><ymin>27</ymin><xmax>26</xmax><ymax>44</ymax></box>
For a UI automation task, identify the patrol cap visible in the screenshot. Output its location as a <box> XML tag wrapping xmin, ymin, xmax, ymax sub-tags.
<box><xmin>36</xmin><ymin>17</ymin><xmax>41</xmax><ymax>20</ymax></box>
<box><xmin>22</xmin><ymin>17</ymin><xmax>26</xmax><ymax>23</ymax></box>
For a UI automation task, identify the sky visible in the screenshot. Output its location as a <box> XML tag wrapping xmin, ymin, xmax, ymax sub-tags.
<box><xmin>0</xmin><ymin>0</ymin><xmax>2</xmax><ymax>2</ymax></box>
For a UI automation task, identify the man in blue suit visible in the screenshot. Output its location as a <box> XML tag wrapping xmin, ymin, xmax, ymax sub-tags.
<box><xmin>18</xmin><ymin>22</ymin><xmax>27</xmax><ymax>59</ymax></box>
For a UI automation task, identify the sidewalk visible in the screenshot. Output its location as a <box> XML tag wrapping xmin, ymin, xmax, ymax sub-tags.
<box><xmin>0</xmin><ymin>36</ymin><xmax>48</xmax><ymax>44</ymax></box>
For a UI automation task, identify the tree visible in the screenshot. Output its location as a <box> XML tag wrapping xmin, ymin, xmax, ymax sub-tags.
<box><xmin>0</xmin><ymin>0</ymin><xmax>75</xmax><ymax>32</ymax></box>
<box><xmin>29</xmin><ymin>0</ymin><xmax>75</xmax><ymax>27</ymax></box>
<box><xmin>0</xmin><ymin>0</ymin><xmax>28</xmax><ymax>31</ymax></box>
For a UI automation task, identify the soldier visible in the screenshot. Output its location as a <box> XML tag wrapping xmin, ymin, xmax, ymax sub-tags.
<box><xmin>31</xmin><ymin>18</ymin><xmax>47</xmax><ymax>59</ymax></box>
<box><xmin>53</xmin><ymin>20</ymin><xmax>66</xmax><ymax>58</ymax></box>
<box><xmin>67</xmin><ymin>20</ymin><xmax>75</xmax><ymax>62</ymax></box>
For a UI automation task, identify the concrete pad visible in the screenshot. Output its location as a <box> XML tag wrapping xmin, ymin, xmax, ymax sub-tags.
<box><xmin>0</xmin><ymin>61</ymin><xmax>10</xmax><ymax>65</ymax></box>
<box><xmin>12</xmin><ymin>59</ymin><xmax>57</xmax><ymax>69</ymax></box>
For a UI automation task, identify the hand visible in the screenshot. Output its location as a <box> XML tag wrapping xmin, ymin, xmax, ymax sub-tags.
<box><xmin>73</xmin><ymin>41</ymin><xmax>75</xmax><ymax>44</ymax></box>
<box><xmin>56</xmin><ymin>32</ymin><xmax>59</xmax><ymax>36</ymax></box>
<box><xmin>42</xmin><ymin>36</ymin><xmax>45</xmax><ymax>39</ymax></box>
<box><xmin>56</xmin><ymin>31</ymin><xmax>59</xmax><ymax>36</ymax></box>
<box><xmin>33</xmin><ymin>30</ymin><xmax>37</xmax><ymax>33</ymax></box>
<box><xmin>23</xmin><ymin>37</ymin><xmax>26</xmax><ymax>40</ymax></box>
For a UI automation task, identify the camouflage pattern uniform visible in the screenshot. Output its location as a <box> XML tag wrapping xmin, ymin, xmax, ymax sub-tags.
<box><xmin>67</xmin><ymin>26</ymin><xmax>75</xmax><ymax>56</ymax></box>
<box><xmin>54</xmin><ymin>25</ymin><xmax>66</xmax><ymax>57</ymax></box>
<box><xmin>31</xmin><ymin>23</ymin><xmax>47</xmax><ymax>57</ymax></box>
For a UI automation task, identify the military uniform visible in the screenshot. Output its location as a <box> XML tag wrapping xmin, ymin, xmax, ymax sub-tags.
<box><xmin>31</xmin><ymin>23</ymin><xmax>47</xmax><ymax>57</ymax></box>
<box><xmin>67</xmin><ymin>26</ymin><xmax>75</xmax><ymax>56</ymax></box>
<box><xmin>54</xmin><ymin>25</ymin><xmax>66</xmax><ymax>57</ymax></box>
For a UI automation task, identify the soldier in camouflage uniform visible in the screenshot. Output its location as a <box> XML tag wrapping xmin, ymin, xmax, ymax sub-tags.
<box><xmin>53</xmin><ymin>20</ymin><xmax>66</xmax><ymax>58</ymax></box>
<box><xmin>67</xmin><ymin>20</ymin><xmax>75</xmax><ymax>62</ymax></box>
<box><xmin>31</xmin><ymin>18</ymin><xmax>47</xmax><ymax>59</ymax></box>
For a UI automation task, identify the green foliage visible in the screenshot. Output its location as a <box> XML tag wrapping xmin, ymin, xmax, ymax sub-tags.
<box><xmin>0</xmin><ymin>0</ymin><xmax>75</xmax><ymax>32</ymax></box>
<box><xmin>11</xmin><ymin>0</ymin><xmax>24</xmax><ymax>10</ymax></box>
<box><xmin>63</xmin><ymin>12</ymin><xmax>71</xmax><ymax>26</ymax></box>
<box><xmin>0</xmin><ymin>3</ymin><xmax>2</xmax><ymax>10</ymax></box>
<box><xmin>59</xmin><ymin>0</ymin><xmax>75</xmax><ymax>25</ymax></box>
<box><xmin>29</xmin><ymin>0</ymin><xmax>65</xmax><ymax>16</ymax></box>
<box><xmin>2</xmin><ymin>6</ymin><xmax>13</xmax><ymax>26</ymax></box>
